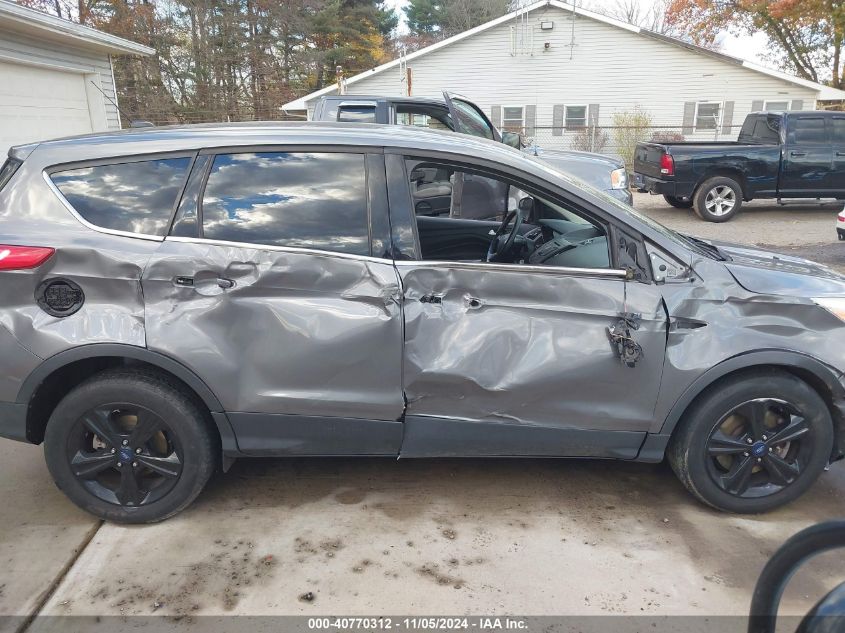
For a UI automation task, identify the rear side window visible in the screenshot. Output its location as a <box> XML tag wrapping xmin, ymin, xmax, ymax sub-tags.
<box><xmin>790</xmin><ymin>117</ymin><xmax>828</xmax><ymax>145</ymax></box>
<box><xmin>51</xmin><ymin>157</ymin><xmax>191</xmax><ymax>236</ymax></box>
<box><xmin>833</xmin><ymin>118</ymin><xmax>845</xmax><ymax>144</ymax></box>
<box><xmin>337</xmin><ymin>105</ymin><xmax>376</xmax><ymax>123</ymax></box>
<box><xmin>0</xmin><ymin>158</ymin><xmax>21</xmax><ymax>191</ymax></box>
<box><xmin>201</xmin><ymin>152</ymin><xmax>369</xmax><ymax>255</ymax></box>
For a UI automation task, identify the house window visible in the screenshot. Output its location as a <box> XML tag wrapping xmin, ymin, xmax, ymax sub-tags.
<box><xmin>764</xmin><ymin>100</ymin><xmax>790</xmax><ymax>112</ymax></box>
<box><xmin>502</xmin><ymin>106</ymin><xmax>524</xmax><ymax>133</ymax></box>
<box><xmin>695</xmin><ymin>102</ymin><xmax>722</xmax><ymax>130</ymax></box>
<box><xmin>565</xmin><ymin>105</ymin><xmax>587</xmax><ymax>129</ymax></box>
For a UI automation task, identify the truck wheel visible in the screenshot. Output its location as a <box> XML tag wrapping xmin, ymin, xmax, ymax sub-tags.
<box><xmin>43</xmin><ymin>369</ymin><xmax>217</xmax><ymax>523</ymax></box>
<box><xmin>667</xmin><ymin>370</ymin><xmax>833</xmax><ymax>513</ymax></box>
<box><xmin>693</xmin><ymin>177</ymin><xmax>743</xmax><ymax>222</ymax></box>
<box><xmin>662</xmin><ymin>195</ymin><xmax>693</xmax><ymax>209</ymax></box>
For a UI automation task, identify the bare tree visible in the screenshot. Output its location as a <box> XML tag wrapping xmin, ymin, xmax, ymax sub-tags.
<box><xmin>588</xmin><ymin>0</ymin><xmax>685</xmax><ymax>39</ymax></box>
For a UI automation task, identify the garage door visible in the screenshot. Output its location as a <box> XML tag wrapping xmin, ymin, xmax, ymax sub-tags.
<box><xmin>0</xmin><ymin>61</ymin><xmax>93</xmax><ymax>151</ymax></box>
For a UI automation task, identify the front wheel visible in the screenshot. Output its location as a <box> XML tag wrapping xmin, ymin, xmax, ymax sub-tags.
<box><xmin>693</xmin><ymin>176</ymin><xmax>743</xmax><ymax>222</ymax></box>
<box><xmin>667</xmin><ymin>370</ymin><xmax>833</xmax><ymax>513</ymax></box>
<box><xmin>44</xmin><ymin>369</ymin><xmax>216</xmax><ymax>523</ymax></box>
<box><xmin>663</xmin><ymin>194</ymin><xmax>693</xmax><ymax>209</ymax></box>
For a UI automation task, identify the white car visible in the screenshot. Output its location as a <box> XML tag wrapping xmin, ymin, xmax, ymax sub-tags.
<box><xmin>838</xmin><ymin>206</ymin><xmax>845</xmax><ymax>240</ymax></box>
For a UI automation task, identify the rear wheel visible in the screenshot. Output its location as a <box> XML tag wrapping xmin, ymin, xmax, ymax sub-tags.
<box><xmin>693</xmin><ymin>176</ymin><xmax>743</xmax><ymax>222</ymax></box>
<box><xmin>668</xmin><ymin>370</ymin><xmax>833</xmax><ymax>513</ymax></box>
<box><xmin>44</xmin><ymin>369</ymin><xmax>216</xmax><ymax>523</ymax></box>
<box><xmin>663</xmin><ymin>194</ymin><xmax>693</xmax><ymax>209</ymax></box>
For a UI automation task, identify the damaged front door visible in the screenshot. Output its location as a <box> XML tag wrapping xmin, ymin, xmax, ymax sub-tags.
<box><xmin>390</xmin><ymin>155</ymin><xmax>667</xmax><ymax>458</ymax></box>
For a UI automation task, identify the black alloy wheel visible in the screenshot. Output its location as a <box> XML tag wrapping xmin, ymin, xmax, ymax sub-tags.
<box><xmin>45</xmin><ymin>369</ymin><xmax>216</xmax><ymax>523</ymax></box>
<box><xmin>667</xmin><ymin>370</ymin><xmax>833</xmax><ymax>513</ymax></box>
<box><xmin>67</xmin><ymin>404</ymin><xmax>183</xmax><ymax>507</ymax></box>
<box><xmin>705</xmin><ymin>398</ymin><xmax>811</xmax><ymax>499</ymax></box>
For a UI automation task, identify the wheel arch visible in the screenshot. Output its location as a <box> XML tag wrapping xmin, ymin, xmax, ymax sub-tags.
<box><xmin>16</xmin><ymin>344</ymin><xmax>238</xmax><ymax>454</ymax></box>
<box><xmin>652</xmin><ymin>350</ymin><xmax>845</xmax><ymax>462</ymax></box>
<box><xmin>694</xmin><ymin>169</ymin><xmax>749</xmax><ymax>200</ymax></box>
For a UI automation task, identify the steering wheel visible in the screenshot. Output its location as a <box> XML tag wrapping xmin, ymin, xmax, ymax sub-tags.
<box><xmin>486</xmin><ymin>207</ymin><xmax>523</xmax><ymax>263</ymax></box>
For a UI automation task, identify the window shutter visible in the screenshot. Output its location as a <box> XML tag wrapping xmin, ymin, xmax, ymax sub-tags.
<box><xmin>682</xmin><ymin>102</ymin><xmax>696</xmax><ymax>135</ymax></box>
<box><xmin>588</xmin><ymin>103</ymin><xmax>600</xmax><ymax>127</ymax></box>
<box><xmin>791</xmin><ymin>99</ymin><xmax>803</xmax><ymax>111</ymax></box>
<box><xmin>751</xmin><ymin>100</ymin><xmax>764</xmax><ymax>112</ymax></box>
<box><xmin>525</xmin><ymin>104</ymin><xmax>536</xmax><ymax>136</ymax></box>
<box><xmin>552</xmin><ymin>105</ymin><xmax>564</xmax><ymax>136</ymax></box>
<box><xmin>491</xmin><ymin>105</ymin><xmax>502</xmax><ymax>127</ymax></box>
<box><xmin>721</xmin><ymin>101</ymin><xmax>734</xmax><ymax>134</ymax></box>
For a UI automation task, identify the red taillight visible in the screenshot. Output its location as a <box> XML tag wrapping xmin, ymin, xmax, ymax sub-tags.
<box><xmin>0</xmin><ymin>245</ymin><xmax>54</xmax><ymax>270</ymax></box>
<box><xmin>839</xmin><ymin>212</ymin><xmax>845</xmax><ymax>221</ymax></box>
<box><xmin>660</xmin><ymin>153</ymin><xmax>675</xmax><ymax>176</ymax></box>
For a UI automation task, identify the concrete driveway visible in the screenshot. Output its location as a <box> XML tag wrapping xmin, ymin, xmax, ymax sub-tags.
<box><xmin>3</xmin><ymin>195</ymin><xmax>845</xmax><ymax>628</ymax></box>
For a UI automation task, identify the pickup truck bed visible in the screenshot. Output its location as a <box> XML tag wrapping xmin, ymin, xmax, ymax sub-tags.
<box><xmin>635</xmin><ymin>141</ymin><xmax>781</xmax><ymax>198</ymax></box>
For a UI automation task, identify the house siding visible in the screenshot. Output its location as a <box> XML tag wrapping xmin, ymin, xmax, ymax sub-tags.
<box><xmin>0</xmin><ymin>27</ymin><xmax>120</xmax><ymax>130</ymax></box>
<box><xmin>309</xmin><ymin>6</ymin><xmax>817</xmax><ymax>150</ymax></box>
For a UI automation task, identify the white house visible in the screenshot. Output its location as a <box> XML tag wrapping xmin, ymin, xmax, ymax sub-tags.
<box><xmin>0</xmin><ymin>0</ymin><xmax>154</xmax><ymax>151</ymax></box>
<box><xmin>284</xmin><ymin>0</ymin><xmax>845</xmax><ymax>153</ymax></box>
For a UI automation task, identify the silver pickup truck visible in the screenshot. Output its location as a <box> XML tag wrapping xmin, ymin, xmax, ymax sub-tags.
<box><xmin>312</xmin><ymin>92</ymin><xmax>632</xmax><ymax>205</ymax></box>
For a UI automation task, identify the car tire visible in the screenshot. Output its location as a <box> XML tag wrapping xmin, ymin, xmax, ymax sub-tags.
<box><xmin>693</xmin><ymin>176</ymin><xmax>743</xmax><ymax>222</ymax></box>
<box><xmin>667</xmin><ymin>369</ymin><xmax>833</xmax><ymax>513</ymax></box>
<box><xmin>44</xmin><ymin>369</ymin><xmax>217</xmax><ymax>524</ymax></box>
<box><xmin>662</xmin><ymin>194</ymin><xmax>693</xmax><ymax>209</ymax></box>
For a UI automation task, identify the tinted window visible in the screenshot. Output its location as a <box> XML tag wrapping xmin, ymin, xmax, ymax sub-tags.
<box><xmin>452</xmin><ymin>100</ymin><xmax>495</xmax><ymax>139</ymax></box>
<box><xmin>337</xmin><ymin>105</ymin><xmax>376</xmax><ymax>123</ymax></box>
<box><xmin>739</xmin><ymin>115</ymin><xmax>757</xmax><ymax>139</ymax></box>
<box><xmin>791</xmin><ymin>117</ymin><xmax>827</xmax><ymax>144</ymax></box>
<box><xmin>51</xmin><ymin>158</ymin><xmax>191</xmax><ymax>236</ymax></box>
<box><xmin>201</xmin><ymin>152</ymin><xmax>369</xmax><ymax>255</ymax></box>
<box><xmin>396</xmin><ymin>105</ymin><xmax>453</xmax><ymax>131</ymax></box>
<box><xmin>833</xmin><ymin>118</ymin><xmax>845</xmax><ymax>144</ymax></box>
<box><xmin>752</xmin><ymin>116</ymin><xmax>781</xmax><ymax>143</ymax></box>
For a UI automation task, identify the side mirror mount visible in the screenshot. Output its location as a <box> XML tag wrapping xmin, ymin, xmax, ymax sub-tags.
<box><xmin>501</xmin><ymin>131</ymin><xmax>522</xmax><ymax>149</ymax></box>
<box><xmin>518</xmin><ymin>196</ymin><xmax>534</xmax><ymax>214</ymax></box>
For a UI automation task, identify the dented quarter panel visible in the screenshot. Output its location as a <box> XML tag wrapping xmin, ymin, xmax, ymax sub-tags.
<box><xmin>0</xmin><ymin>323</ymin><xmax>42</xmax><ymax>402</ymax></box>
<box><xmin>142</xmin><ymin>239</ymin><xmax>406</xmax><ymax>420</ymax></box>
<box><xmin>397</xmin><ymin>263</ymin><xmax>668</xmax><ymax>443</ymax></box>
<box><xmin>0</xmin><ymin>153</ymin><xmax>152</xmax><ymax>363</ymax></box>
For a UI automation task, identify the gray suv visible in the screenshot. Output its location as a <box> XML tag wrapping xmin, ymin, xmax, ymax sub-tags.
<box><xmin>0</xmin><ymin>122</ymin><xmax>843</xmax><ymax>523</ymax></box>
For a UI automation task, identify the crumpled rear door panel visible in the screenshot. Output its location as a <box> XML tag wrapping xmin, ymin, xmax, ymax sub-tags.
<box><xmin>141</xmin><ymin>240</ymin><xmax>406</xmax><ymax>454</ymax></box>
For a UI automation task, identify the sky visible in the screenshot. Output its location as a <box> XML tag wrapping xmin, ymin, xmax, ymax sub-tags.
<box><xmin>384</xmin><ymin>0</ymin><xmax>771</xmax><ymax>65</ymax></box>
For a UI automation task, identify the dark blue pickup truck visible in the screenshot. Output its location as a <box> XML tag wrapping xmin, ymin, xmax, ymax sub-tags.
<box><xmin>634</xmin><ymin>110</ymin><xmax>845</xmax><ymax>222</ymax></box>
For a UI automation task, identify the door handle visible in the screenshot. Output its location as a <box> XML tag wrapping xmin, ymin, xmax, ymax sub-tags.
<box><xmin>837</xmin><ymin>152</ymin><xmax>845</xmax><ymax>157</ymax></box>
<box><xmin>790</xmin><ymin>151</ymin><xmax>807</xmax><ymax>157</ymax></box>
<box><xmin>173</xmin><ymin>275</ymin><xmax>235</xmax><ymax>290</ymax></box>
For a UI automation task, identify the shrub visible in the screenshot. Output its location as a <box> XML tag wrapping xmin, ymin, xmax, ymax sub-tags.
<box><xmin>570</xmin><ymin>127</ymin><xmax>609</xmax><ymax>153</ymax></box>
<box><xmin>612</xmin><ymin>106</ymin><xmax>653</xmax><ymax>168</ymax></box>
